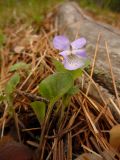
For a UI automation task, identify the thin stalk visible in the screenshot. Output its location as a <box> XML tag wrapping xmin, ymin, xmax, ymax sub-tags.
<box><xmin>39</xmin><ymin>100</ymin><xmax>55</xmax><ymax>160</ymax></box>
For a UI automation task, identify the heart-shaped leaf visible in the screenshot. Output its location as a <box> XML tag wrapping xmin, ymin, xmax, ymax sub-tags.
<box><xmin>30</xmin><ymin>101</ymin><xmax>46</xmax><ymax>125</ymax></box>
<box><xmin>10</xmin><ymin>62</ymin><xmax>30</xmax><ymax>72</ymax></box>
<box><xmin>38</xmin><ymin>72</ymin><xmax>73</xmax><ymax>103</ymax></box>
<box><xmin>5</xmin><ymin>73</ymin><xmax>20</xmax><ymax>95</ymax></box>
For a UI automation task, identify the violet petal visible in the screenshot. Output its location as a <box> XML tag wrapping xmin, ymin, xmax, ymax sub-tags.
<box><xmin>59</xmin><ymin>50</ymin><xmax>70</xmax><ymax>57</ymax></box>
<box><xmin>71</xmin><ymin>38</ymin><xmax>86</xmax><ymax>49</ymax></box>
<box><xmin>63</xmin><ymin>54</ymin><xmax>85</xmax><ymax>70</ymax></box>
<box><xmin>72</xmin><ymin>49</ymin><xmax>87</xmax><ymax>58</ymax></box>
<box><xmin>53</xmin><ymin>35</ymin><xmax>70</xmax><ymax>51</ymax></box>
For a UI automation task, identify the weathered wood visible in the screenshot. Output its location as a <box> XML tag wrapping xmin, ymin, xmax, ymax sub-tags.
<box><xmin>56</xmin><ymin>2</ymin><xmax>120</xmax><ymax>96</ymax></box>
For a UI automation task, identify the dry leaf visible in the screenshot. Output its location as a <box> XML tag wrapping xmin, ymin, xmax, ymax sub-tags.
<box><xmin>110</xmin><ymin>124</ymin><xmax>120</xmax><ymax>150</ymax></box>
<box><xmin>0</xmin><ymin>136</ymin><xmax>36</xmax><ymax>160</ymax></box>
<box><xmin>75</xmin><ymin>153</ymin><xmax>102</xmax><ymax>160</ymax></box>
<box><xmin>102</xmin><ymin>150</ymin><xmax>114</xmax><ymax>160</ymax></box>
<box><xmin>14</xmin><ymin>46</ymin><xmax>24</xmax><ymax>53</ymax></box>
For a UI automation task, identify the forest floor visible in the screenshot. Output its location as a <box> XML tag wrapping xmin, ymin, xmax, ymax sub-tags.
<box><xmin>0</xmin><ymin>1</ymin><xmax>120</xmax><ymax>160</ymax></box>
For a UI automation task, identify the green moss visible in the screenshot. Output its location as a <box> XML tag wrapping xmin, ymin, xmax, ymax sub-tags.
<box><xmin>77</xmin><ymin>0</ymin><xmax>120</xmax><ymax>12</ymax></box>
<box><xmin>76</xmin><ymin>0</ymin><xmax>119</xmax><ymax>27</ymax></box>
<box><xmin>0</xmin><ymin>0</ymin><xmax>64</xmax><ymax>28</ymax></box>
<box><xmin>0</xmin><ymin>0</ymin><xmax>119</xmax><ymax>29</ymax></box>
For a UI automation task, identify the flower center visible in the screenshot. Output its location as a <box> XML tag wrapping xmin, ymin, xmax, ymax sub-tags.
<box><xmin>66</xmin><ymin>49</ymin><xmax>79</xmax><ymax>56</ymax></box>
<box><xmin>67</xmin><ymin>54</ymin><xmax>81</xmax><ymax>65</ymax></box>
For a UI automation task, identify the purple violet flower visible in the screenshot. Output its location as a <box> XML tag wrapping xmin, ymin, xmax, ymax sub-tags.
<box><xmin>53</xmin><ymin>35</ymin><xmax>87</xmax><ymax>70</ymax></box>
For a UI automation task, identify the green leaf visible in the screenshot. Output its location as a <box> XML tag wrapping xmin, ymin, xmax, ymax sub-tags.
<box><xmin>52</xmin><ymin>59</ymin><xmax>66</xmax><ymax>72</ymax></box>
<box><xmin>0</xmin><ymin>94</ymin><xmax>5</xmax><ymax>102</ymax></box>
<box><xmin>62</xmin><ymin>86</ymin><xmax>79</xmax><ymax>108</ymax></box>
<box><xmin>70</xmin><ymin>68</ymin><xmax>83</xmax><ymax>79</ymax></box>
<box><xmin>30</xmin><ymin>101</ymin><xmax>46</xmax><ymax>125</ymax></box>
<box><xmin>67</xmin><ymin>86</ymin><xmax>79</xmax><ymax>96</ymax></box>
<box><xmin>38</xmin><ymin>72</ymin><xmax>73</xmax><ymax>103</ymax></box>
<box><xmin>53</xmin><ymin>59</ymin><xmax>83</xmax><ymax>80</ymax></box>
<box><xmin>84</xmin><ymin>59</ymin><xmax>90</xmax><ymax>68</ymax></box>
<box><xmin>10</xmin><ymin>62</ymin><xmax>30</xmax><ymax>72</ymax></box>
<box><xmin>5</xmin><ymin>73</ymin><xmax>20</xmax><ymax>95</ymax></box>
<box><xmin>32</xmin><ymin>14</ymin><xmax>44</xmax><ymax>23</ymax></box>
<box><xmin>0</xmin><ymin>31</ymin><xmax>5</xmax><ymax>47</ymax></box>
